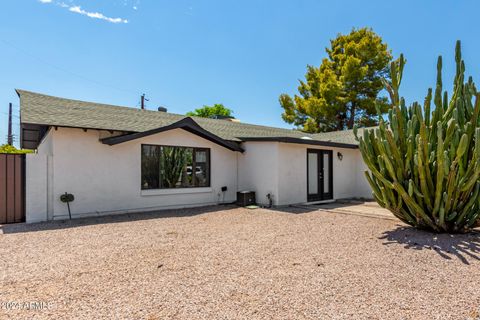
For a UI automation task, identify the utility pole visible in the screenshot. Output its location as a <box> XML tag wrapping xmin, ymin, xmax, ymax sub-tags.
<box><xmin>140</xmin><ymin>94</ymin><xmax>149</xmax><ymax>110</ymax></box>
<box><xmin>7</xmin><ymin>103</ymin><xmax>13</xmax><ymax>145</ymax></box>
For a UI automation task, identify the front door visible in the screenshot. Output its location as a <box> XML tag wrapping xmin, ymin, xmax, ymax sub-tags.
<box><xmin>307</xmin><ymin>149</ymin><xmax>333</xmax><ymax>202</ymax></box>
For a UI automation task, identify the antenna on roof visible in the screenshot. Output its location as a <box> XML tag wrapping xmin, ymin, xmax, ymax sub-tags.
<box><xmin>140</xmin><ymin>94</ymin><xmax>149</xmax><ymax>110</ymax></box>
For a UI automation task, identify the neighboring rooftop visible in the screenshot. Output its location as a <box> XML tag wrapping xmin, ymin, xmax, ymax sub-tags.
<box><xmin>17</xmin><ymin>89</ymin><xmax>362</xmax><ymax>149</ymax></box>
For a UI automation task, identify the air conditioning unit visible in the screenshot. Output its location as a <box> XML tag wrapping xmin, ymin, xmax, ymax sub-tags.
<box><xmin>236</xmin><ymin>191</ymin><xmax>256</xmax><ymax>207</ymax></box>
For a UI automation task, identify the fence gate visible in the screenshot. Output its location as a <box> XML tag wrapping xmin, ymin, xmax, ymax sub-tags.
<box><xmin>0</xmin><ymin>154</ymin><xmax>26</xmax><ymax>224</ymax></box>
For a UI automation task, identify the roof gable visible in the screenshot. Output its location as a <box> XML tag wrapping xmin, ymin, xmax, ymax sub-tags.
<box><xmin>100</xmin><ymin>117</ymin><xmax>244</xmax><ymax>152</ymax></box>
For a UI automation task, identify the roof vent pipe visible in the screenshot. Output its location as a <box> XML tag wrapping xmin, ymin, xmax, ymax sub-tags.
<box><xmin>158</xmin><ymin>106</ymin><xmax>167</xmax><ymax>112</ymax></box>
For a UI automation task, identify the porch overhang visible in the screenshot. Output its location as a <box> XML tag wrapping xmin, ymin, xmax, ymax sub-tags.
<box><xmin>239</xmin><ymin>137</ymin><xmax>358</xmax><ymax>149</ymax></box>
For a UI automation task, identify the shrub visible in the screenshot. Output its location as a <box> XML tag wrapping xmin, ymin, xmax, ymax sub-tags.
<box><xmin>0</xmin><ymin>144</ymin><xmax>33</xmax><ymax>154</ymax></box>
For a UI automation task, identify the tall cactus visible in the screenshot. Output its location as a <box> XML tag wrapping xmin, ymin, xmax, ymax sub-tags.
<box><xmin>354</xmin><ymin>41</ymin><xmax>480</xmax><ymax>233</ymax></box>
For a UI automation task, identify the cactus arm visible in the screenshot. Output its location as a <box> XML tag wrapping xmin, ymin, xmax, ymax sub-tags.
<box><xmin>432</xmin><ymin>122</ymin><xmax>445</xmax><ymax>217</ymax></box>
<box><xmin>455</xmin><ymin>182</ymin><xmax>480</xmax><ymax>229</ymax></box>
<box><xmin>424</xmin><ymin>88</ymin><xmax>432</xmax><ymax>128</ymax></box>
<box><xmin>416</xmin><ymin>137</ymin><xmax>433</xmax><ymax>211</ymax></box>
<box><xmin>364</xmin><ymin>171</ymin><xmax>384</xmax><ymax>201</ymax></box>
<box><xmin>392</xmin><ymin>181</ymin><xmax>436</xmax><ymax>230</ymax></box>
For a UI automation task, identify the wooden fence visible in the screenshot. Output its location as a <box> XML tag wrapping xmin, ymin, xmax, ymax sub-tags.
<box><xmin>0</xmin><ymin>153</ymin><xmax>25</xmax><ymax>224</ymax></box>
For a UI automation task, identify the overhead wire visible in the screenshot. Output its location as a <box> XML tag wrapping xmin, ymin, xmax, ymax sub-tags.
<box><xmin>0</xmin><ymin>39</ymin><xmax>144</xmax><ymax>97</ymax></box>
<box><xmin>0</xmin><ymin>38</ymin><xmax>171</xmax><ymax>127</ymax></box>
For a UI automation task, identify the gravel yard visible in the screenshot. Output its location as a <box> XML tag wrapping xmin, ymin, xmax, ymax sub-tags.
<box><xmin>1</xmin><ymin>204</ymin><xmax>479</xmax><ymax>319</ymax></box>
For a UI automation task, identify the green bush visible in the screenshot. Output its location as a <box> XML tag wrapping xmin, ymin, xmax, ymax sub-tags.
<box><xmin>0</xmin><ymin>144</ymin><xmax>33</xmax><ymax>154</ymax></box>
<box><xmin>354</xmin><ymin>41</ymin><xmax>480</xmax><ymax>233</ymax></box>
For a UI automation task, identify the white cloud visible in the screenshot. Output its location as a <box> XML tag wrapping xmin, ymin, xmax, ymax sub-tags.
<box><xmin>133</xmin><ymin>0</ymin><xmax>140</xmax><ymax>11</ymax></box>
<box><xmin>37</xmin><ymin>1</ymin><xmax>129</xmax><ymax>24</ymax></box>
<box><xmin>69</xmin><ymin>6</ymin><xmax>128</xmax><ymax>24</ymax></box>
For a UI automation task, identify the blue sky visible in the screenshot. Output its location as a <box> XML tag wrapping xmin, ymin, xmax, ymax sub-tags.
<box><xmin>0</xmin><ymin>0</ymin><xmax>479</xmax><ymax>146</ymax></box>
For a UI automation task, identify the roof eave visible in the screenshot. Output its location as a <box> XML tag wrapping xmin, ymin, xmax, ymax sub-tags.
<box><xmin>239</xmin><ymin>137</ymin><xmax>358</xmax><ymax>149</ymax></box>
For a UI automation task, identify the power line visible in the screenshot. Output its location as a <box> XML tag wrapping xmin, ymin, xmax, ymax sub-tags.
<box><xmin>0</xmin><ymin>39</ymin><xmax>141</xmax><ymax>96</ymax></box>
<box><xmin>0</xmin><ymin>39</ymin><xmax>169</xmax><ymax>112</ymax></box>
<box><xmin>0</xmin><ymin>112</ymin><xmax>19</xmax><ymax>118</ymax></box>
<box><xmin>1</xmin><ymin>110</ymin><xmax>20</xmax><ymax>118</ymax></box>
<box><xmin>0</xmin><ymin>102</ymin><xmax>20</xmax><ymax>119</ymax></box>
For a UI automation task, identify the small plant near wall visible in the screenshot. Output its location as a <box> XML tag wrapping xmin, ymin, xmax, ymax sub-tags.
<box><xmin>354</xmin><ymin>41</ymin><xmax>480</xmax><ymax>233</ymax></box>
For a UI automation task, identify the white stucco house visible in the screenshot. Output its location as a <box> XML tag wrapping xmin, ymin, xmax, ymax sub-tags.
<box><xmin>18</xmin><ymin>89</ymin><xmax>372</xmax><ymax>223</ymax></box>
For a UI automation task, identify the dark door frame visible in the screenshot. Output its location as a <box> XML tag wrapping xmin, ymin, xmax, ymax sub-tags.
<box><xmin>306</xmin><ymin>149</ymin><xmax>333</xmax><ymax>202</ymax></box>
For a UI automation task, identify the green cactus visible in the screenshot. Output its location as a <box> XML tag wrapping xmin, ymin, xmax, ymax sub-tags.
<box><xmin>354</xmin><ymin>41</ymin><xmax>480</xmax><ymax>233</ymax></box>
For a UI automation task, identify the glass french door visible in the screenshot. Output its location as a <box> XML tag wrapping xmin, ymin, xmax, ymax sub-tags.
<box><xmin>307</xmin><ymin>149</ymin><xmax>333</xmax><ymax>202</ymax></box>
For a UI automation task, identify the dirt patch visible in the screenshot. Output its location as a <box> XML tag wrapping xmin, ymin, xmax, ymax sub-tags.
<box><xmin>0</xmin><ymin>205</ymin><xmax>479</xmax><ymax>319</ymax></box>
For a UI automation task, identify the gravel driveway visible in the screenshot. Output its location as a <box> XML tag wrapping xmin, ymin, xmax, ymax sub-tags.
<box><xmin>0</xmin><ymin>204</ymin><xmax>479</xmax><ymax>319</ymax></box>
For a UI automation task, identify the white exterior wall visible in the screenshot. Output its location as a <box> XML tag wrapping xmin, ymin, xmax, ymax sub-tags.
<box><xmin>276</xmin><ymin>143</ymin><xmax>372</xmax><ymax>204</ymax></box>
<box><xmin>355</xmin><ymin>153</ymin><xmax>373</xmax><ymax>199</ymax></box>
<box><xmin>31</xmin><ymin>127</ymin><xmax>237</xmax><ymax>220</ymax></box>
<box><xmin>25</xmin><ymin>153</ymin><xmax>48</xmax><ymax>223</ymax></box>
<box><xmin>239</xmin><ymin>141</ymin><xmax>372</xmax><ymax>206</ymax></box>
<box><xmin>25</xmin><ymin>127</ymin><xmax>373</xmax><ymax>222</ymax></box>
<box><xmin>237</xmin><ymin>142</ymin><xmax>279</xmax><ymax>206</ymax></box>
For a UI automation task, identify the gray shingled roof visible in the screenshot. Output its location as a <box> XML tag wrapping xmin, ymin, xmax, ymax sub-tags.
<box><xmin>18</xmin><ymin>89</ymin><xmax>361</xmax><ymax>146</ymax></box>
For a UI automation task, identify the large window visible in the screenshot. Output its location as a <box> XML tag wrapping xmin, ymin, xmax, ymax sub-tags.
<box><xmin>141</xmin><ymin>145</ymin><xmax>210</xmax><ymax>190</ymax></box>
